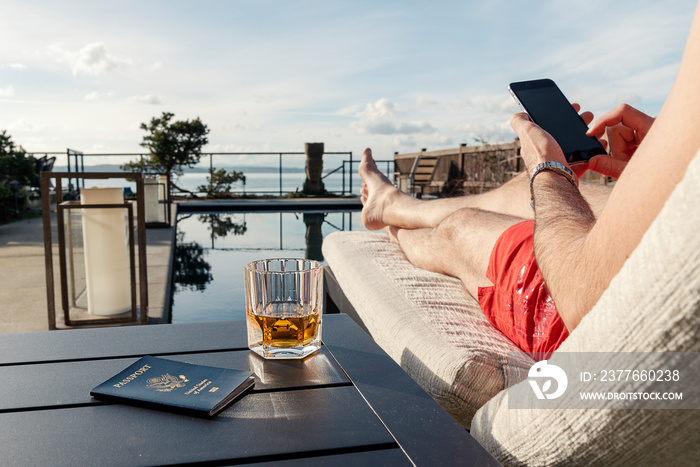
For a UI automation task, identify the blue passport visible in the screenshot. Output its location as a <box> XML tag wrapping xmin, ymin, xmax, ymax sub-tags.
<box><xmin>91</xmin><ymin>356</ymin><xmax>255</xmax><ymax>417</ymax></box>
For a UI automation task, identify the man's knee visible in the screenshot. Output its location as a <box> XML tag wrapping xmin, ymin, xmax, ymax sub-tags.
<box><xmin>435</xmin><ymin>207</ymin><xmax>522</xmax><ymax>247</ymax></box>
<box><xmin>434</xmin><ymin>208</ymin><xmax>486</xmax><ymax>242</ymax></box>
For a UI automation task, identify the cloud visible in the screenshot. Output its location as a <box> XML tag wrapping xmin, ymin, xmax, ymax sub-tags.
<box><xmin>423</xmin><ymin>133</ymin><xmax>454</xmax><ymax>147</ymax></box>
<box><xmin>84</xmin><ymin>90</ymin><xmax>115</xmax><ymax>101</ymax></box>
<box><xmin>128</xmin><ymin>94</ymin><xmax>162</xmax><ymax>105</ymax></box>
<box><xmin>415</xmin><ymin>95</ymin><xmax>445</xmax><ymax>108</ymax></box>
<box><xmin>5</xmin><ymin>63</ymin><xmax>26</xmax><ymax>70</ymax></box>
<box><xmin>146</xmin><ymin>61</ymin><xmax>163</xmax><ymax>72</ymax></box>
<box><xmin>351</xmin><ymin>98</ymin><xmax>435</xmax><ymax>135</ymax></box>
<box><xmin>615</xmin><ymin>93</ymin><xmax>642</xmax><ymax>107</ymax></box>
<box><xmin>251</xmin><ymin>94</ymin><xmax>278</xmax><ymax>104</ymax></box>
<box><xmin>475</xmin><ymin>95</ymin><xmax>519</xmax><ymax>116</ymax></box>
<box><xmin>229</xmin><ymin>122</ymin><xmax>264</xmax><ymax>132</ymax></box>
<box><xmin>49</xmin><ymin>42</ymin><xmax>132</xmax><ymax>76</ymax></box>
<box><xmin>393</xmin><ymin>133</ymin><xmax>454</xmax><ymax>151</ymax></box>
<box><xmin>0</xmin><ymin>85</ymin><xmax>15</xmax><ymax>97</ymax></box>
<box><xmin>393</xmin><ymin>135</ymin><xmax>416</xmax><ymax>147</ymax></box>
<box><xmin>454</xmin><ymin>120</ymin><xmax>515</xmax><ymax>144</ymax></box>
<box><xmin>7</xmin><ymin>118</ymin><xmax>41</xmax><ymax>132</ymax></box>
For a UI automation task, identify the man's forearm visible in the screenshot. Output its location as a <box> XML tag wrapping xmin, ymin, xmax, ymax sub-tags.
<box><xmin>531</xmin><ymin>171</ymin><xmax>601</xmax><ymax>331</ymax></box>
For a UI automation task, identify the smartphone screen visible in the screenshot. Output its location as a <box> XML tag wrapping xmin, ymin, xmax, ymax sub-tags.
<box><xmin>509</xmin><ymin>79</ymin><xmax>606</xmax><ymax>164</ymax></box>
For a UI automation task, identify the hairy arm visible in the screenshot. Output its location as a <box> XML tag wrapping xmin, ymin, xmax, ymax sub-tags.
<box><xmin>530</xmin><ymin>171</ymin><xmax>602</xmax><ymax>330</ymax></box>
<box><xmin>513</xmin><ymin>114</ymin><xmax>603</xmax><ymax>330</ymax></box>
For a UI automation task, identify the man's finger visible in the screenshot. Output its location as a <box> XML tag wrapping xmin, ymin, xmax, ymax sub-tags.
<box><xmin>580</xmin><ymin>111</ymin><xmax>594</xmax><ymax>126</ymax></box>
<box><xmin>588</xmin><ymin>154</ymin><xmax>626</xmax><ymax>179</ymax></box>
<box><xmin>587</xmin><ymin>104</ymin><xmax>654</xmax><ymax>137</ymax></box>
<box><xmin>510</xmin><ymin>112</ymin><xmax>532</xmax><ymax>132</ymax></box>
<box><xmin>606</xmin><ymin>125</ymin><xmax>635</xmax><ymax>161</ymax></box>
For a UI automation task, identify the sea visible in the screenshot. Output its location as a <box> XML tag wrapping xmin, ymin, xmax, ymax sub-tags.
<box><xmin>59</xmin><ymin>168</ymin><xmax>375</xmax><ymax>197</ymax></box>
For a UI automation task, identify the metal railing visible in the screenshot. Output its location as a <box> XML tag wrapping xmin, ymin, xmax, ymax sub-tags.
<box><xmin>27</xmin><ymin>149</ymin><xmax>394</xmax><ymax>197</ymax></box>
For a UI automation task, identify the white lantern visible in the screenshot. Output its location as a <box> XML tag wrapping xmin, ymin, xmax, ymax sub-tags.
<box><xmin>80</xmin><ymin>188</ymin><xmax>131</xmax><ymax>316</ymax></box>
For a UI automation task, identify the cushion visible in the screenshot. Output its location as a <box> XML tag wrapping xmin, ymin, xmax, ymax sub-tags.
<box><xmin>322</xmin><ymin>231</ymin><xmax>534</xmax><ymax>426</ymax></box>
<box><xmin>471</xmin><ymin>149</ymin><xmax>700</xmax><ymax>465</ymax></box>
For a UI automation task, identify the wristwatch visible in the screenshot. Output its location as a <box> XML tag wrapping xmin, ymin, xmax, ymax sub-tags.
<box><xmin>529</xmin><ymin>161</ymin><xmax>578</xmax><ymax>210</ymax></box>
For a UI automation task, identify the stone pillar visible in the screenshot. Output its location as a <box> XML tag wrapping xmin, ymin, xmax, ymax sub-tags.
<box><xmin>303</xmin><ymin>213</ymin><xmax>325</xmax><ymax>262</ymax></box>
<box><xmin>303</xmin><ymin>142</ymin><xmax>325</xmax><ymax>195</ymax></box>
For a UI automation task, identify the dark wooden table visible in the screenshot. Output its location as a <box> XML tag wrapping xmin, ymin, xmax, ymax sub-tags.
<box><xmin>0</xmin><ymin>314</ymin><xmax>499</xmax><ymax>466</ymax></box>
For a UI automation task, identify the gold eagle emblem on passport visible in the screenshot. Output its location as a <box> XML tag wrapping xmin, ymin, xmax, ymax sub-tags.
<box><xmin>146</xmin><ymin>374</ymin><xmax>189</xmax><ymax>392</ymax></box>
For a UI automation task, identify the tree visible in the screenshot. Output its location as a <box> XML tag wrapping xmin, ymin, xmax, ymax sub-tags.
<box><xmin>197</xmin><ymin>167</ymin><xmax>246</xmax><ymax>198</ymax></box>
<box><xmin>198</xmin><ymin>213</ymin><xmax>247</xmax><ymax>240</ymax></box>
<box><xmin>121</xmin><ymin>112</ymin><xmax>210</xmax><ymax>194</ymax></box>
<box><xmin>0</xmin><ymin>130</ymin><xmax>35</xmax><ymax>186</ymax></box>
<box><xmin>0</xmin><ymin>130</ymin><xmax>36</xmax><ymax>223</ymax></box>
<box><xmin>173</xmin><ymin>231</ymin><xmax>213</xmax><ymax>292</ymax></box>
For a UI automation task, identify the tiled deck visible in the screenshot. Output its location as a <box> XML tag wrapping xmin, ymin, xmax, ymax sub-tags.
<box><xmin>0</xmin><ymin>214</ymin><xmax>175</xmax><ymax>333</ymax></box>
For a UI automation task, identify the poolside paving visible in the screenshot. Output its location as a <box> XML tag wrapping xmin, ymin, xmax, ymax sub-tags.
<box><xmin>0</xmin><ymin>213</ymin><xmax>175</xmax><ymax>333</ymax></box>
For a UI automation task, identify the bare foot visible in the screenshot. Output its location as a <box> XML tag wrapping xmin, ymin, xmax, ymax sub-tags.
<box><xmin>359</xmin><ymin>148</ymin><xmax>400</xmax><ymax>230</ymax></box>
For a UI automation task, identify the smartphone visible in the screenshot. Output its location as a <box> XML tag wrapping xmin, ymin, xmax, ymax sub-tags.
<box><xmin>508</xmin><ymin>79</ymin><xmax>606</xmax><ymax>165</ymax></box>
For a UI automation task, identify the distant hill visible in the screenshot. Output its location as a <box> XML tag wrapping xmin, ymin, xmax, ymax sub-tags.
<box><xmin>52</xmin><ymin>164</ymin><xmax>307</xmax><ymax>174</ymax></box>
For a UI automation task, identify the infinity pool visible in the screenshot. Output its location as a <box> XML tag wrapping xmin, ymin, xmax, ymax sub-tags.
<box><xmin>170</xmin><ymin>204</ymin><xmax>368</xmax><ymax>323</ymax></box>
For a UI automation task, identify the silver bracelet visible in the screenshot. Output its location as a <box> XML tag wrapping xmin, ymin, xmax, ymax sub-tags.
<box><xmin>529</xmin><ymin>161</ymin><xmax>578</xmax><ymax>210</ymax></box>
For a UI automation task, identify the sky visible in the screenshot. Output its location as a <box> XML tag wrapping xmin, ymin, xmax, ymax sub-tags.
<box><xmin>0</xmin><ymin>0</ymin><xmax>697</xmax><ymax>168</ymax></box>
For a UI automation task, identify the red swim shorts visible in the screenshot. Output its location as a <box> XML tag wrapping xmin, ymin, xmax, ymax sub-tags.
<box><xmin>477</xmin><ymin>220</ymin><xmax>569</xmax><ymax>356</ymax></box>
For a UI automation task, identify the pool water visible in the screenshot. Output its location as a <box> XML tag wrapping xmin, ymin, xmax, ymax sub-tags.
<box><xmin>170</xmin><ymin>210</ymin><xmax>369</xmax><ymax>323</ymax></box>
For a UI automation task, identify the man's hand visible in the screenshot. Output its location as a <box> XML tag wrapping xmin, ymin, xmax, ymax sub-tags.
<box><xmin>510</xmin><ymin>112</ymin><xmax>569</xmax><ymax>173</ymax></box>
<box><xmin>511</xmin><ymin>103</ymin><xmax>595</xmax><ymax>178</ymax></box>
<box><xmin>586</xmin><ymin>104</ymin><xmax>655</xmax><ymax>179</ymax></box>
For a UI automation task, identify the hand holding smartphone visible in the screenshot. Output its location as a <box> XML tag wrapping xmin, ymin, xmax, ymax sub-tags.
<box><xmin>508</xmin><ymin>79</ymin><xmax>606</xmax><ymax>165</ymax></box>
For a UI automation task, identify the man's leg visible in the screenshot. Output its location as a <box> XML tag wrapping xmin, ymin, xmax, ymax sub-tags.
<box><xmin>386</xmin><ymin>207</ymin><xmax>525</xmax><ymax>299</ymax></box>
<box><xmin>359</xmin><ymin>148</ymin><xmax>611</xmax><ymax>232</ymax></box>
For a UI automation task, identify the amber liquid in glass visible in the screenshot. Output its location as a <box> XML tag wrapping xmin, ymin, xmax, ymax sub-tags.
<box><xmin>250</xmin><ymin>302</ymin><xmax>319</xmax><ymax>348</ymax></box>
